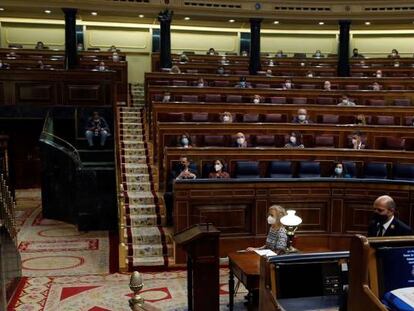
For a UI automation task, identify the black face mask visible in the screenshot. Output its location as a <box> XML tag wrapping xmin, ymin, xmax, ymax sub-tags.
<box><xmin>372</xmin><ymin>213</ymin><xmax>389</xmax><ymax>224</ymax></box>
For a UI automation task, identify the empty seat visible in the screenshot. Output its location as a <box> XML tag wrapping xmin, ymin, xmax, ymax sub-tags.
<box><xmin>242</xmin><ymin>114</ymin><xmax>259</xmax><ymax>123</ymax></box>
<box><xmin>315</xmin><ymin>135</ymin><xmax>335</xmax><ymax>147</ymax></box>
<box><xmin>255</xmin><ymin>83</ymin><xmax>271</xmax><ymax>88</ymax></box>
<box><xmin>384</xmin><ymin>137</ymin><xmax>405</xmax><ymax>150</ymax></box>
<box><xmin>345</xmin><ymin>85</ymin><xmax>359</xmax><ymax>91</ymax></box>
<box><xmin>214</xmin><ymin>80</ymin><xmax>230</xmax><ymax>87</ymax></box>
<box><xmin>172</xmin><ymin>80</ymin><xmax>187</xmax><ymax>86</ymax></box>
<box><xmin>264</xmin><ymin>114</ymin><xmax>284</xmax><ymax>123</ymax></box>
<box><xmin>301</xmin><ymin>84</ymin><xmax>317</xmax><ymax>90</ymax></box>
<box><xmin>255</xmin><ymin>135</ymin><xmax>276</xmax><ymax>147</ymax></box>
<box><xmin>181</xmin><ymin>95</ymin><xmax>199</xmax><ymax>102</ymax></box>
<box><xmin>388</xmin><ymin>85</ymin><xmax>405</xmax><ymax>90</ymax></box>
<box><xmin>317</xmin><ymin>97</ymin><xmax>335</xmax><ymax>105</ymax></box>
<box><xmin>393</xmin><ymin>163</ymin><xmax>414</xmax><ymax>181</ymax></box>
<box><xmin>186</xmin><ymin>69</ymin><xmax>198</xmax><ymax>74</ymax></box>
<box><xmin>364</xmin><ymin>162</ymin><xmax>387</xmax><ymax>179</ymax></box>
<box><xmin>367</xmin><ymin>99</ymin><xmax>386</xmax><ymax>106</ymax></box>
<box><xmin>159</xmin><ymin>113</ymin><xmax>185</xmax><ymax>122</ymax></box>
<box><xmin>204</xmin><ymin>135</ymin><xmax>226</xmax><ymax>147</ymax></box>
<box><xmin>270</xmin><ymin>97</ymin><xmax>287</xmax><ymax>104</ymax></box>
<box><xmin>321</xmin><ymin>114</ymin><xmax>339</xmax><ymax>124</ymax></box>
<box><xmin>234</xmin><ymin>70</ymin><xmax>249</xmax><ymax>75</ymax></box>
<box><xmin>293</xmin><ymin>53</ymin><xmax>307</xmax><ymax>58</ymax></box>
<box><xmin>376</xmin><ymin>116</ymin><xmax>395</xmax><ymax>125</ymax></box>
<box><xmin>268</xmin><ymin>161</ymin><xmax>292</xmax><ymax>178</ymax></box>
<box><xmin>291</xmin><ymin>97</ymin><xmax>307</xmax><ymax>105</ymax></box>
<box><xmin>405</xmin><ymin>117</ymin><xmax>414</xmax><ymax>126</ymax></box>
<box><xmin>394</xmin><ymin>99</ymin><xmax>411</xmax><ymax>106</ymax></box>
<box><xmin>343</xmin><ymin>161</ymin><xmax>357</xmax><ymax>178</ymax></box>
<box><xmin>319</xmin><ymin>72</ymin><xmax>334</xmax><ymax>77</ymax></box>
<box><xmin>226</xmin><ymin>95</ymin><xmax>242</xmax><ymax>103</ymax></box>
<box><xmin>205</xmin><ymin>94</ymin><xmax>222</xmax><ymax>102</ymax></box>
<box><xmin>191</xmin><ymin>113</ymin><xmax>209</xmax><ymax>122</ymax></box>
<box><xmin>298</xmin><ymin>161</ymin><xmax>321</xmax><ymax>178</ymax></box>
<box><xmin>235</xmin><ymin>161</ymin><xmax>260</xmax><ymax>178</ymax></box>
<box><xmin>351</xmin><ymin>72</ymin><xmax>365</xmax><ymax>77</ymax></box>
<box><xmin>154</xmin><ymin>80</ymin><xmax>170</xmax><ymax>86</ymax></box>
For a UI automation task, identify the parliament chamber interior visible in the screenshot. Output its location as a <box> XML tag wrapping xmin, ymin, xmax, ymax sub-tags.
<box><xmin>4</xmin><ymin>0</ymin><xmax>414</xmax><ymax>310</ymax></box>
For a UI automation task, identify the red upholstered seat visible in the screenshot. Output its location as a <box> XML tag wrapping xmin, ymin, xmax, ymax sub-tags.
<box><xmin>367</xmin><ymin>99</ymin><xmax>386</xmax><ymax>106</ymax></box>
<box><xmin>191</xmin><ymin>113</ymin><xmax>209</xmax><ymax>122</ymax></box>
<box><xmin>376</xmin><ymin>116</ymin><xmax>395</xmax><ymax>125</ymax></box>
<box><xmin>317</xmin><ymin>97</ymin><xmax>335</xmax><ymax>105</ymax></box>
<box><xmin>159</xmin><ymin>113</ymin><xmax>185</xmax><ymax>122</ymax></box>
<box><xmin>345</xmin><ymin>84</ymin><xmax>359</xmax><ymax>90</ymax></box>
<box><xmin>234</xmin><ymin>70</ymin><xmax>249</xmax><ymax>75</ymax></box>
<box><xmin>291</xmin><ymin>97</ymin><xmax>307</xmax><ymax>105</ymax></box>
<box><xmin>181</xmin><ymin>95</ymin><xmax>199</xmax><ymax>102</ymax></box>
<box><xmin>186</xmin><ymin>69</ymin><xmax>198</xmax><ymax>73</ymax></box>
<box><xmin>214</xmin><ymin>80</ymin><xmax>230</xmax><ymax>87</ymax></box>
<box><xmin>204</xmin><ymin>135</ymin><xmax>227</xmax><ymax>147</ymax></box>
<box><xmin>301</xmin><ymin>84</ymin><xmax>317</xmax><ymax>89</ymax></box>
<box><xmin>394</xmin><ymin>99</ymin><xmax>411</xmax><ymax>106</ymax></box>
<box><xmin>205</xmin><ymin>94</ymin><xmax>222</xmax><ymax>102</ymax></box>
<box><xmin>383</xmin><ymin>137</ymin><xmax>405</xmax><ymax>150</ymax></box>
<box><xmin>321</xmin><ymin>114</ymin><xmax>339</xmax><ymax>124</ymax></box>
<box><xmin>351</xmin><ymin>73</ymin><xmax>365</xmax><ymax>77</ymax></box>
<box><xmin>255</xmin><ymin>135</ymin><xmax>276</xmax><ymax>147</ymax></box>
<box><xmin>172</xmin><ymin>80</ymin><xmax>187</xmax><ymax>86</ymax></box>
<box><xmin>264</xmin><ymin>113</ymin><xmax>284</xmax><ymax>123</ymax></box>
<box><xmin>388</xmin><ymin>85</ymin><xmax>405</xmax><ymax>90</ymax></box>
<box><xmin>255</xmin><ymin>83</ymin><xmax>271</xmax><ymax>88</ymax></box>
<box><xmin>226</xmin><ymin>95</ymin><xmax>242</xmax><ymax>103</ymax></box>
<box><xmin>270</xmin><ymin>97</ymin><xmax>286</xmax><ymax>104</ymax></box>
<box><xmin>242</xmin><ymin>114</ymin><xmax>259</xmax><ymax>123</ymax></box>
<box><xmin>314</xmin><ymin>135</ymin><xmax>335</xmax><ymax>147</ymax></box>
<box><xmin>404</xmin><ymin>117</ymin><xmax>414</xmax><ymax>126</ymax></box>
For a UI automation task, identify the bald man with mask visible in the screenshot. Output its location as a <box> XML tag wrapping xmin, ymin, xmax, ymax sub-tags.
<box><xmin>367</xmin><ymin>195</ymin><xmax>413</xmax><ymax>237</ymax></box>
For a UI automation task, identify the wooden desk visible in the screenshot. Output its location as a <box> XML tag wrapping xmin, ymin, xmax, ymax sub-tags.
<box><xmin>228</xmin><ymin>251</ymin><xmax>260</xmax><ymax>311</ymax></box>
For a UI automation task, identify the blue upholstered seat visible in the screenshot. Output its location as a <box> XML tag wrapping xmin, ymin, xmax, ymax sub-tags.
<box><xmin>269</xmin><ymin>161</ymin><xmax>292</xmax><ymax>178</ymax></box>
<box><xmin>298</xmin><ymin>161</ymin><xmax>321</xmax><ymax>178</ymax></box>
<box><xmin>393</xmin><ymin>163</ymin><xmax>414</xmax><ymax>181</ymax></box>
<box><xmin>235</xmin><ymin>161</ymin><xmax>260</xmax><ymax>179</ymax></box>
<box><xmin>364</xmin><ymin>162</ymin><xmax>388</xmax><ymax>179</ymax></box>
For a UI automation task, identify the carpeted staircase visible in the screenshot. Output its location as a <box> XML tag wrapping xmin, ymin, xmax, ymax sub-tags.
<box><xmin>118</xmin><ymin>84</ymin><xmax>172</xmax><ymax>269</ymax></box>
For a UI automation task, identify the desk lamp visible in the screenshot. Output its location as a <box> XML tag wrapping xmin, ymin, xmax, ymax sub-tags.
<box><xmin>280</xmin><ymin>210</ymin><xmax>302</xmax><ymax>253</ymax></box>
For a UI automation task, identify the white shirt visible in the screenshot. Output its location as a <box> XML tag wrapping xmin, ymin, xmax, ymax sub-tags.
<box><xmin>378</xmin><ymin>216</ymin><xmax>394</xmax><ymax>236</ymax></box>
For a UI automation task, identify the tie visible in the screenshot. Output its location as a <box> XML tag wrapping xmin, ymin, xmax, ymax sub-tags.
<box><xmin>377</xmin><ymin>225</ymin><xmax>384</xmax><ymax>237</ymax></box>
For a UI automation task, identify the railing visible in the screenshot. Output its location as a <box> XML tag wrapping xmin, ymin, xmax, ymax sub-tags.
<box><xmin>0</xmin><ymin>174</ymin><xmax>17</xmax><ymax>241</ymax></box>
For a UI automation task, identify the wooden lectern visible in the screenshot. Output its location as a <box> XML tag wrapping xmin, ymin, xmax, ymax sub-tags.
<box><xmin>174</xmin><ymin>223</ymin><xmax>220</xmax><ymax>311</ymax></box>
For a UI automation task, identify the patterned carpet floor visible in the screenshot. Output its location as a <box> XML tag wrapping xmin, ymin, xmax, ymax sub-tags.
<box><xmin>8</xmin><ymin>189</ymin><xmax>249</xmax><ymax>310</ymax></box>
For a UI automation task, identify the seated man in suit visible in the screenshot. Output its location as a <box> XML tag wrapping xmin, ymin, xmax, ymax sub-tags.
<box><xmin>292</xmin><ymin>108</ymin><xmax>312</xmax><ymax>124</ymax></box>
<box><xmin>175</xmin><ymin>156</ymin><xmax>197</xmax><ymax>180</ymax></box>
<box><xmin>367</xmin><ymin>195</ymin><xmax>413</xmax><ymax>237</ymax></box>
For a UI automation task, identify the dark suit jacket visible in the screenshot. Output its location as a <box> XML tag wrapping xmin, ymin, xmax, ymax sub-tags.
<box><xmin>367</xmin><ymin>217</ymin><xmax>413</xmax><ymax>237</ymax></box>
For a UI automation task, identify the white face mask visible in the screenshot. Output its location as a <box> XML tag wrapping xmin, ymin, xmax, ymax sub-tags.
<box><xmin>335</xmin><ymin>167</ymin><xmax>343</xmax><ymax>175</ymax></box>
<box><xmin>253</xmin><ymin>98</ymin><xmax>260</xmax><ymax>104</ymax></box>
<box><xmin>307</xmin><ymin>73</ymin><xmax>313</xmax><ymax>77</ymax></box>
<box><xmin>237</xmin><ymin>137</ymin><xmax>245</xmax><ymax>145</ymax></box>
<box><xmin>285</xmin><ymin>83</ymin><xmax>291</xmax><ymax>89</ymax></box>
<box><xmin>99</xmin><ymin>66</ymin><xmax>105</xmax><ymax>71</ymax></box>
<box><xmin>163</xmin><ymin>96</ymin><xmax>170</xmax><ymax>101</ymax></box>
<box><xmin>223</xmin><ymin>115</ymin><xmax>230</xmax><ymax>122</ymax></box>
<box><xmin>298</xmin><ymin>114</ymin><xmax>306</xmax><ymax>121</ymax></box>
<box><xmin>394</xmin><ymin>63</ymin><xmax>399</xmax><ymax>67</ymax></box>
<box><xmin>267</xmin><ymin>215</ymin><xmax>276</xmax><ymax>225</ymax></box>
<box><xmin>376</xmin><ymin>73</ymin><xmax>382</xmax><ymax>78</ymax></box>
<box><xmin>373</xmin><ymin>85</ymin><xmax>380</xmax><ymax>91</ymax></box>
<box><xmin>112</xmin><ymin>53</ymin><xmax>119</xmax><ymax>61</ymax></box>
<box><xmin>352</xmin><ymin>138</ymin><xmax>358</xmax><ymax>146</ymax></box>
<box><xmin>316</xmin><ymin>52</ymin><xmax>321</xmax><ymax>57</ymax></box>
<box><xmin>214</xmin><ymin>164</ymin><xmax>223</xmax><ymax>172</ymax></box>
<box><xmin>342</xmin><ymin>98</ymin><xmax>348</xmax><ymax>104</ymax></box>
<box><xmin>269</xmin><ymin>60</ymin><xmax>274</xmax><ymax>66</ymax></box>
<box><xmin>181</xmin><ymin>138</ymin><xmax>189</xmax><ymax>146</ymax></box>
<box><xmin>325</xmin><ymin>85</ymin><xmax>330</xmax><ymax>90</ymax></box>
<box><xmin>300</xmin><ymin>62</ymin><xmax>305</xmax><ymax>67</ymax></box>
<box><xmin>289</xmin><ymin>136</ymin><xmax>297</xmax><ymax>144</ymax></box>
<box><xmin>0</xmin><ymin>62</ymin><xmax>2</xmax><ymax>68</ymax></box>
<box><xmin>392</xmin><ymin>52</ymin><xmax>396</xmax><ymax>57</ymax></box>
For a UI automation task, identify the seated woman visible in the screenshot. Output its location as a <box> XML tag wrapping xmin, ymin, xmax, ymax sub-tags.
<box><xmin>306</xmin><ymin>71</ymin><xmax>314</xmax><ymax>78</ymax></box>
<box><xmin>332</xmin><ymin>162</ymin><xmax>351</xmax><ymax>178</ymax></box>
<box><xmin>35</xmin><ymin>41</ymin><xmax>47</xmax><ymax>49</ymax></box>
<box><xmin>177</xmin><ymin>133</ymin><xmax>192</xmax><ymax>148</ymax></box>
<box><xmin>220</xmin><ymin>112</ymin><xmax>233</xmax><ymax>123</ymax></box>
<box><xmin>207</xmin><ymin>47</ymin><xmax>218</xmax><ymax>55</ymax></box>
<box><xmin>246</xmin><ymin>205</ymin><xmax>288</xmax><ymax>254</ymax></box>
<box><xmin>282</xmin><ymin>79</ymin><xmax>293</xmax><ymax>90</ymax></box>
<box><xmin>312</xmin><ymin>49</ymin><xmax>324</xmax><ymax>58</ymax></box>
<box><xmin>208</xmin><ymin>159</ymin><xmax>230</xmax><ymax>179</ymax></box>
<box><xmin>371</xmin><ymin>82</ymin><xmax>381</xmax><ymax>91</ymax></box>
<box><xmin>388</xmin><ymin>49</ymin><xmax>400</xmax><ymax>58</ymax></box>
<box><xmin>196</xmin><ymin>77</ymin><xmax>206</xmax><ymax>87</ymax></box>
<box><xmin>252</xmin><ymin>94</ymin><xmax>262</xmax><ymax>104</ymax></box>
<box><xmin>216</xmin><ymin>66</ymin><xmax>225</xmax><ymax>75</ymax></box>
<box><xmin>108</xmin><ymin>45</ymin><xmax>118</xmax><ymax>52</ymax></box>
<box><xmin>179</xmin><ymin>53</ymin><xmax>189</xmax><ymax>63</ymax></box>
<box><xmin>162</xmin><ymin>92</ymin><xmax>171</xmax><ymax>103</ymax></box>
<box><xmin>355</xmin><ymin>114</ymin><xmax>367</xmax><ymax>125</ymax></box>
<box><xmin>323</xmin><ymin>80</ymin><xmax>332</xmax><ymax>91</ymax></box>
<box><xmin>285</xmin><ymin>132</ymin><xmax>304</xmax><ymax>148</ymax></box>
<box><xmin>234</xmin><ymin>76</ymin><xmax>251</xmax><ymax>88</ymax></box>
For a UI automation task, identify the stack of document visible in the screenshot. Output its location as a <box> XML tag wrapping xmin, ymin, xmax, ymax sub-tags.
<box><xmin>254</xmin><ymin>249</ymin><xmax>277</xmax><ymax>257</ymax></box>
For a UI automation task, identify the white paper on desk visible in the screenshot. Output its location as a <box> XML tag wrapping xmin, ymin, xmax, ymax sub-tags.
<box><xmin>388</xmin><ymin>287</ymin><xmax>414</xmax><ymax>307</ymax></box>
<box><xmin>254</xmin><ymin>249</ymin><xmax>277</xmax><ymax>257</ymax></box>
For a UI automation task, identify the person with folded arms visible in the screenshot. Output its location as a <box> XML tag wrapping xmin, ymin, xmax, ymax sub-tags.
<box><xmin>175</xmin><ymin>156</ymin><xmax>197</xmax><ymax>180</ymax></box>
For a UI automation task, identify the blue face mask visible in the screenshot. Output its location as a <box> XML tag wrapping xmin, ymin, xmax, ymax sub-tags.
<box><xmin>181</xmin><ymin>138</ymin><xmax>189</xmax><ymax>146</ymax></box>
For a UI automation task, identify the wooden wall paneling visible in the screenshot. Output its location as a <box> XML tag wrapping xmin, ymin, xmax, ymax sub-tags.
<box><xmin>15</xmin><ymin>82</ymin><xmax>55</xmax><ymax>105</ymax></box>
